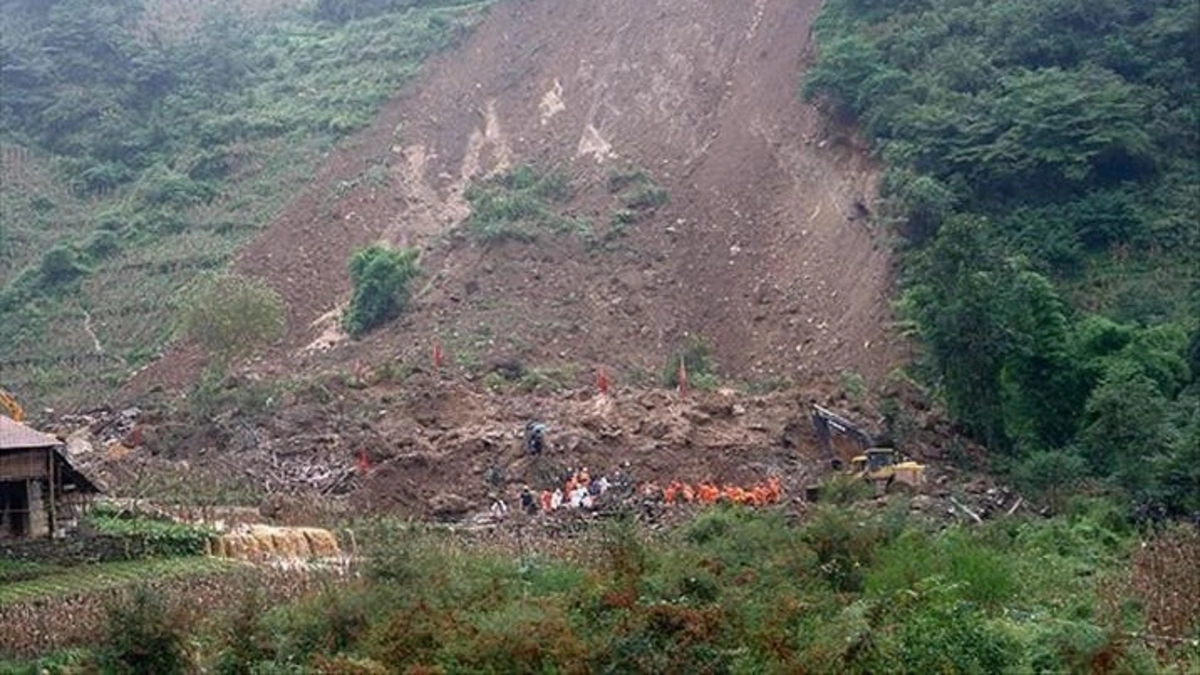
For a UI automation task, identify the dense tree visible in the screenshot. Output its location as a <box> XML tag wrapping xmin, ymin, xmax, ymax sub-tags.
<box><xmin>1079</xmin><ymin>362</ymin><xmax>1175</xmax><ymax>498</ymax></box>
<box><xmin>811</xmin><ymin>0</ymin><xmax>1198</xmax><ymax>515</ymax></box>
<box><xmin>900</xmin><ymin>217</ymin><xmax>1011</xmax><ymax>450</ymax></box>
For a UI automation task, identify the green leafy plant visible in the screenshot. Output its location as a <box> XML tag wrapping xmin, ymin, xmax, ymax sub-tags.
<box><xmin>662</xmin><ymin>336</ymin><xmax>719</xmax><ymax>389</ymax></box>
<box><xmin>343</xmin><ymin>244</ymin><xmax>420</xmax><ymax>337</ymax></box>
<box><xmin>87</xmin><ymin>511</ymin><xmax>215</xmax><ymax>558</ymax></box>
<box><xmin>463</xmin><ymin>165</ymin><xmax>575</xmax><ymax>242</ymax></box>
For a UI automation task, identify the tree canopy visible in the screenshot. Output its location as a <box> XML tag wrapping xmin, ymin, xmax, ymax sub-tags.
<box><xmin>809</xmin><ymin>0</ymin><xmax>1199</xmax><ymax>516</ymax></box>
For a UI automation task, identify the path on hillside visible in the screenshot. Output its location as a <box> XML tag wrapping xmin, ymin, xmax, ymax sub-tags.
<box><xmin>138</xmin><ymin>0</ymin><xmax>902</xmax><ymax>393</ymax></box>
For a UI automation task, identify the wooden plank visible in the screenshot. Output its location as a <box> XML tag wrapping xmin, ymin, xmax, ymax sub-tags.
<box><xmin>0</xmin><ymin>449</ymin><xmax>49</xmax><ymax>481</ymax></box>
<box><xmin>47</xmin><ymin>449</ymin><xmax>56</xmax><ymax>537</ymax></box>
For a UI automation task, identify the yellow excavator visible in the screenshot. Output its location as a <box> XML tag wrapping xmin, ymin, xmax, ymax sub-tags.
<box><xmin>850</xmin><ymin>447</ymin><xmax>926</xmax><ymax>491</ymax></box>
<box><xmin>0</xmin><ymin>388</ymin><xmax>24</xmax><ymax>422</ymax></box>
<box><xmin>812</xmin><ymin>404</ymin><xmax>925</xmax><ymax>492</ymax></box>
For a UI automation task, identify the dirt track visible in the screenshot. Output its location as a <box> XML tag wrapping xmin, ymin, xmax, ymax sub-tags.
<box><xmin>133</xmin><ymin>0</ymin><xmax>902</xmax><ymax>395</ymax></box>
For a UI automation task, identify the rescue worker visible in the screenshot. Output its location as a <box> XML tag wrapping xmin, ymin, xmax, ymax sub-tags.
<box><xmin>520</xmin><ymin>486</ymin><xmax>537</xmax><ymax>514</ymax></box>
<box><xmin>489</xmin><ymin>496</ymin><xmax>509</xmax><ymax>521</ymax></box>
<box><xmin>524</xmin><ymin>421</ymin><xmax>548</xmax><ymax>456</ymax></box>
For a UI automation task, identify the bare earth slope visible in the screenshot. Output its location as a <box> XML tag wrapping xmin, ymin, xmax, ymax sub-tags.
<box><xmin>134</xmin><ymin>0</ymin><xmax>901</xmax><ymax>393</ymax></box>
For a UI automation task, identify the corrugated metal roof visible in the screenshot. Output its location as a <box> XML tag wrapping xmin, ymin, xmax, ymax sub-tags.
<box><xmin>0</xmin><ymin>416</ymin><xmax>62</xmax><ymax>450</ymax></box>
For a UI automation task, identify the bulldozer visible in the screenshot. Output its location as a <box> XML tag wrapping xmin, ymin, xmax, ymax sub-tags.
<box><xmin>810</xmin><ymin>404</ymin><xmax>925</xmax><ymax>495</ymax></box>
<box><xmin>0</xmin><ymin>388</ymin><xmax>23</xmax><ymax>422</ymax></box>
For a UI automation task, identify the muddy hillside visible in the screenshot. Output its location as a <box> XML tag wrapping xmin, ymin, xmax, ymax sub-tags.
<box><xmin>133</xmin><ymin>0</ymin><xmax>901</xmax><ymax>394</ymax></box>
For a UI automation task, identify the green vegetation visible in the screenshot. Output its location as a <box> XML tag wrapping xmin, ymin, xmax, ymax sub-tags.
<box><xmin>807</xmin><ymin>0</ymin><xmax>1200</xmax><ymax>517</ymax></box>
<box><xmin>463</xmin><ymin>164</ymin><xmax>588</xmax><ymax>242</ymax></box>
<box><xmin>0</xmin><ymin>0</ymin><xmax>488</xmax><ymax>407</ymax></box>
<box><xmin>343</xmin><ymin>244</ymin><xmax>420</xmax><ymax>337</ymax></box>
<box><xmin>603</xmin><ymin>164</ymin><xmax>669</xmax><ymax>242</ymax></box>
<box><xmin>7</xmin><ymin>506</ymin><xmax>1195</xmax><ymax>671</ymax></box>
<box><xmin>0</xmin><ymin>559</ymin><xmax>64</xmax><ymax>585</ymax></box>
<box><xmin>177</xmin><ymin>272</ymin><xmax>285</xmax><ymax>366</ymax></box>
<box><xmin>98</xmin><ymin>585</ymin><xmax>191</xmax><ymax>675</ymax></box>
<box><xmin>662</xmin><ymin>336</ymin><xmax>720</xmax><ymax>390</ymax></box>
<box><xmin>0</xmin><ymin>557</ymin><xmax>232</xmax><ymax>606</ymax></box>
<box><xmin>87</xmin><ymin>509</ymin><xmax>216</xmax><ymax>557</ymax></box>
<box><xmin>608</xmin><ymin>164</ymin><xmax>669</xmax><ymax>213</ymax></box>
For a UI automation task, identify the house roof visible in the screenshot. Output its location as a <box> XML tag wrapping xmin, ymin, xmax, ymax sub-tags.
<box><xmin>56</xmin><ymin>450</ymin><xmax>103</xmax><ymax>494</ymax></box>
<box><xmin>0</xmin><ymin>417</ymin><xmax>102</xmax><ymax>493</ymax></box>
<box><xmin>0</xmin><ymin>416</ymin><xmax>62</xmax><ymax>450</ymax></box>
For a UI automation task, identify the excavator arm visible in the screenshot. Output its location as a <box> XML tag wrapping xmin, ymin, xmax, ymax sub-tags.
<box><xmin>811</xmin><ymin>404</ymin><xmax>874</xmax><ymax>468</ymax></box>
<box><xmin>0</xmin><ymin>389</ymin><xmax>24</xmax><ymax>422</ymax></box>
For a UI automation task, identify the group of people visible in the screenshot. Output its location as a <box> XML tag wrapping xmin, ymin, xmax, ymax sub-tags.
<box><xmin>493</xmin><ymin>420</ymin><xmax>784</xmax><ymax>522</ymax></box>
<box><xmin>644</xmin><ymin>476</ymin><xmax>783</xmax><ymax>507</ymax></box>
<box><xmin>518</xmin><ymin>466</ymin><xmax>613</xmax><ymax>515</ymax></box>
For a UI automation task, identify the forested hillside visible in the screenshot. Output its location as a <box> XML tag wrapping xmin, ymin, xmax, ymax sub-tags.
<box><xmin>0</xmin><ymin>0</ymin><xmax>485</xmax><ymax>403</ymax></box>
<box><xmin>806</xmin><ymin>0</ymin><xmax>1199</xmax><ymax>518</ymax></box>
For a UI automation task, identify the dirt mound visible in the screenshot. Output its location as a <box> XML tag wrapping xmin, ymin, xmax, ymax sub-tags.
<box><xmin>132</xmin><ymin>0</ymin><xmax>903</xmax><ymax>396</ymax></box>
<box><xmin>72</xmin><ymin>368</ymin><xmax>998</xmax><ymax>526</ymax></box>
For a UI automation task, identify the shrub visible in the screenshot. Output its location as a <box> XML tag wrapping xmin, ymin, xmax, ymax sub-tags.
<box><xmin>621</xmin><ymin>183</ymin><xmax>669</xmax><ymax>210</ymax></box>
<box><xmin>801</xmin><ymin>506</ymin><xmax>886</xmax><ymax>592</ymax></box>
<box><xmin>134</xmin><ymin>165</ymin><xmax>215</xmax><ymax>208</ymax></box>
<box><xmin>607</xmin><ymin>165</ymin><xmax>668</xmax><ymax>221</ymax></box>
<box><xmin>1012</xmin><ymin>449</ymin><xmax>1089</xmax><ymax>513</ymax></box>
<box><xmin>343</xmin><ymin>245</ymin><xmax>420</xmax><ymax>337</ymax></box>
<box><xmin>178</xmin><ymin>272</ymin><xmax>286</xmax><ymax>365</ymax></box>
<box><xmin>607</xmin><ymin>165</ymin><xmax>651</xmax><ymax>193</ymax></box>
<box><xmin>99</xmin><ymin>586</ymin><xmax>191</xmax><ymax>675</ymax></box>
<box><xmin>39</xmin><ymin>245</ymin><xmax>88</xmax><ymax>285</ymax></box>
<box><xmin>85</xmin><ymin>229</ymin><xmax>121</xmax><ymax>259</ymax></box>
<box><xmin>897</xmin><ymin>599</ymin><xmax>1017</xmax><ymax>674</ymax></box>
<box><xmin>264</xmin><ymin>585</ymin><xmax>373</xmax><ymax>664</ymax></box>
<box><xmin>463</xmin><ymin>165</ymin><xmax>573</xmax><ymax>242</ymax></box>
<box><xmin>213</xmin><ymin>585</ymin><xmax>272</xmax><ymax>675</ymax></box>
<box><xmin>662</xmin><ymin>336</ymin><xmax>718</xmax><ymax>389</ymax></box>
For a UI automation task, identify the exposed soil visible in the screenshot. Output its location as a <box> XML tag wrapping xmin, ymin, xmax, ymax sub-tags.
<box><xmin>74</xmin><ymin>370</ymin><xmax>993</xmax><ymax>524</ymax></box>
<box><xmin>131</xmin><ymin>0</ymin><xmax>904</xmax><ymax>397</ymax></box>
<box><xmin>113</xmin><ymin>0</ymin><xmax>934</xmax><ymax>518</ymax></box>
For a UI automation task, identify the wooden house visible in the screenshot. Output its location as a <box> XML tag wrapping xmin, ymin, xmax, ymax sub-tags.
<box><xmin>0</xmin><ymin>416</ymin><xmax>100</xmax><ymax>540</ymax></box>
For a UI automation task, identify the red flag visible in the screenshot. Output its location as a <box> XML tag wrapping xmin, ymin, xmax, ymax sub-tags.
<box><xmin>596</xmin><ymin>368</ymin><xmax>610</xmax><ymax>395</ymax></box>
<box><xmin>432</xmin><ymin>342</ymin><xmax>445</xmax><ymax>369</ymax></box>
<box><xmin>355</xmin><ymin>450</ymin><xmax>370</xmax><ymax>474</ymax></box>
<box><xmin>677</xmin><ymin>358</ymin><xmax>688</xmax><ymax>397</ymax></box>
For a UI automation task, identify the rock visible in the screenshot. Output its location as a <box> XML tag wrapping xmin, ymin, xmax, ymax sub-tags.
<box><xmin>697</xmin><ymin>401</ymin><xmax>734</xmax><ymax>418</ymax></box>
<box><xmin>428</xmin><ymin>492</ymin><xmax>473</xmax><ymax>519</ymax></box>
<box><xmin>643</xmin><ymin>421</ymin><xmax>670</xmax><ymax>439</ymax></box>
